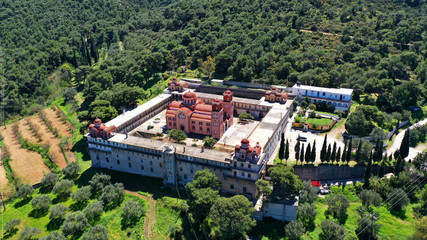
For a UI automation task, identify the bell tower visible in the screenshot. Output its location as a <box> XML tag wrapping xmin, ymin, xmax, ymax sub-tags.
<box><xmin>222</xmin><ymin>90</ymin><xmax>234</xmax><ymax>126</ymax></box>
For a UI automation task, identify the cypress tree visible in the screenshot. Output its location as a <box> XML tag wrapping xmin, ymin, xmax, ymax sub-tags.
<box><xmin>394</xmin><ymin>150</ymin><xmax>405</xmax><ymax>174</ymax></box>
<box><xmin>300</xmin><ymin>144</ymin><xmax>305</xmax><ymax>164</ymax></box>
<box><xmin>342</xmin><ymin>142</ymin><xmax>347</xmax><ymax>163</ymax></box>
<box><xmin>326</xmin><ymin>144</ymin><xmax>331</xmax><ymax>163</ymax></box>
<box><xmin>72</xmin><ymin>49</ymin><xmax>78</xmax><ymax>68</ymax></box>
<box><xmin>90</xmin><ymin>38</ymin><xmax>98</xmax><ymax>63</ymax></box>
<box><xmin>331</xmin><ymin>142</ymin><xmax>337</xmax><ymax>163</ymax></box>
<box><xmin>279</xmin><ymin>132</ymin><xmax>285</xmax><ymax>163</ymax></box>
<box><xmin>320</xmin><ymin>134</ymin><xmax>328</xmax><ymax>163</ymax></box>
<box><xmin>373</xmin><ymin>139</ymin><xmax>383</xmax><ymax>163</ymax></box>
<box><xmin>80</xmin><ymin>35</ymin><xmax>86</xmax><ymax>62</ymax></box>
<box><xmin>336</xmin><ymin>147</ymin><xmax>341</xmax><ymax>163</ymax></box>
<box><xmin>284</xmin><ymin>139</ymin><xmax>290</xmax><ymax>164</ymax></box>
<box><xmin>311</xmin><ymin>140</ymin><xmax>316</xmax><ymax>162</ymax></box>
<box><xmin>346</xmin><ymin>138</ymin><xmax>352</xmax><ymax>163</ymax></box>
<box><xmin>395</xmin><ymin>120</ymin><xmax>400</xmax><ymax>133</ymax></box>
<box><xmin>295</xmin><ymin>139</ymin><xmax>300</xmax><ymax>162</ymax></box>
<box><xmin>400</xmin><ymin>129</ymin><xmax>410</xmax><ymax>159</ymax></box>
<box><xmin>355</xmin><ymin>140</ymin><xmax>362</xmax><ymax>165</ymax></box>
<box><xmin>305</xmin><ymin>143</ymin><xmax>311</xmax><ymax>164</ymax></box>
<box><xmin>364</xmin><ymin>151</ymin><xmax>373</xmax><ymax>189</ymax></box>
<box><xmin>85</xmin><ymin>45</ymin><xmax>92</xmax><ymax>66</ymax></box>
<box><xmin>379</xmin><ymin>156</ymin><xmax>386</xmax><ymax>178</ymax></box>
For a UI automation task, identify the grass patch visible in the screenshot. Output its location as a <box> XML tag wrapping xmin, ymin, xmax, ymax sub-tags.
<box><xmin>154</xmin><ymin>197</ymin><xmax>184</xmax><ymax>239</ymax></box>
<box><xmin>305</xmin><ymin>118</ymin><xmax>333</xmax><ymax>126</ymax></box>
<box><xmin>0</xmin><ymin>183</ymin><xmax>147</xmax><ymax>239</ymax></box>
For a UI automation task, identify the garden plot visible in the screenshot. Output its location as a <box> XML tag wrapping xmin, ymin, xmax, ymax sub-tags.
<box><xmin>0</xmin><ymin>126</ymin><xmax>50</xmax><ymax>184</ymax></box>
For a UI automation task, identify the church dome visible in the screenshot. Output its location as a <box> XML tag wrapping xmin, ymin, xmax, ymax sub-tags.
<box><xmin>241</xmin><ymin>139</ymin><xmax>250</xmax><ymax>145</ymax></box>
<box><xmin>183</xmin><ymin>91</ymin><xmax>197</xmax><ymax>99</ymax></box>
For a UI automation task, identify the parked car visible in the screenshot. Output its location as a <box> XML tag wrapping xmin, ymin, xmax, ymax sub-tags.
<box><xmin>320</xmin><ymin>189</ymin><xmax>330</xmax><ymax>195</ymax></box>
<box><xmin>297</xmin><ymin>135</ymin><xmax>307</xmax><ymax>142</ymax></box>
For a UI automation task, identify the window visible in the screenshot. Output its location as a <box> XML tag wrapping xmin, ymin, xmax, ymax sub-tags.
<box><xmin>207</xmin><ymin>128</ymin><xmax>210</xmax><ymax>133</ymax></box>
<box><xmin>192</xmin><ymin>121</ymin><xmax>195</xmax><ymax>124</ymax></box>
<box><xmin>230</xmin><ymin>184</ymin><xmax>234</xmax><ymax>189</ymax></box>
<box><xmin>117</xmin><ymin>160</ymin><xmax>120</xmax><ymax>165</ymax></box>
<box><xmin>243</xmin><ymin>187</ymin><xmax>247</xmax><ymax>193</ymax></box>
<box><xmin>206</xmin><ymin>123</ymin><xmax>210</xmax><ymax>126</ymax></box>
<box><xmin>241</xmin><ymin>172</ymin><xmax>245</xmax><ymax>177</ymax></box>
<box><xmin>128</xmin><ymin>163</ymin><xmax>132</xmax><ymax>168</ymax></box>
<box><xmin>150</xmin><ymin>168</ymin><xmax>153</xmax><ymax>172</ymax></box>
<box><xmin>184</xmin><ymin>174</ymin><xmax>188</xmax><ymax>179</ymax></box>
<box><xmin>141</xmin><ymin>159</ymin><xmax>144</xmax><ymax>163</ymax></box>
<box><xmin>234</xmin><ymin>171</ymin><xmax>236</xmax><ymax>176</ymax></box>
<box><xmin>199</xmin><ymin>127</ymin><xmax>202</xmax><ymax>131</ymax></box>
<box><xmin>160</xmin><ymin>163</ymin><xmax>162</xmax><ymax>167</ymax></box>
<box><xmin>199</xmin><ymin>122</ymin><xmax>202</xmax><ymax>126</ymax></box>
<box><xmin>106</xmin><ymin>157</ymin><xmax>109</xmax><ymax>163</ymax></box>
<box><xmin>96</xmin><ymin>155</ymin><xmax>99</xmax><ymax>160</ymax></box>
<box><xmin>180</xmin><ymin>167</ymin><xmax>183</xmax><ymax>172</ymax></box>
<box><xmin>234</xmin><ymin>162</ymin><xmax>237</xmax><ymax>167</ymax></box>
<box><xmin>116</xmin><ymin>154</ymin><xmax>119</xmax><ymax>158</ymax></box>
<box><xmin>248</xmin><ymin>164</ymin><xmax>251</xmax><ymax>169</ymax></box>
<box><xmin>190</xmin><ymin>169</ymin><xmax>193</xmax><ymax>174</ymax></box>
<box><xmin>169</xmin><ymin>122</ymin><xmax>171</xmax><ymax>126</ymax></box>
<box><xmin>192</xmin><ymin>126</ymin><xmax>195</xmax><ymax>130</ymax></box>
<box><xmin>150</xmin><ymin>161</ymin><xmax>153</xmax><ymax>165</ymax></box>
<box><xmin>248</xmin><ymin>174</ymin><xmax>251</xmax><ymax>178</ymax></box>
<box><xmin>128</xmin><ymin>157</ymin><xmax>130</xmax><ymax>161</ymax></box>
<box><xmin>240</xmin><ymin>163</ymin><xmax>244</xmax><ymax>168</ymax></box>
<box><xmin>141</xmin><ymin>165</ymin><xmax>144</xmax><ymax>170</ymax></box>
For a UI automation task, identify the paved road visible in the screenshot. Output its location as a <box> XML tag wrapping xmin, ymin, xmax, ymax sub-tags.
<box><xmin>387</xmin><ymin>118</ymin><xmax>427</xmax><ymax>161</ymax></box>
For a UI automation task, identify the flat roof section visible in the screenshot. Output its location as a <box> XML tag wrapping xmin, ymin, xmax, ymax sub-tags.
<box><xmin>110</xmin><ymin>133</ymin><xmax>232</xmax><ymax>163</ymax></box>
<box><xmin>292</xmin><ymin>84</ymin><xmax>353</xmax><ymax>95</ymax></box>
<box><xmin>194</xmin><ymin>92</ymin><xmax>262</xmax><ymax>106</ymax></box>
<box><xmin>105</xmin><ymin>93</ymin><xmax>172</xmax><ymax>128</ymax></box>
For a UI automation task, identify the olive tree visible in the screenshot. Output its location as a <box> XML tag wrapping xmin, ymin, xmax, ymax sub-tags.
<box><xmin>84</xmin><ymin>200</ymin><xmax>104</xmax><ymax>220</ymax></box>
<box><xmin>81</xmin><ymin>224</ymin><xmax>109</xmax><ymax>240</ymax></box>
<box><xmin>39</xmin><ymin>231</ymin><xmax>66</xmax><ymax>240</ymax></box>
<box><xmin>387</xmin><ymin>188</ymin><xmax>409</xmax><ymax>210</ymax></box>
<box><xmin>16</xmin><ymin>184</ymin><xmax>34</xmax><ymax>199</ymax></box>
<box><xmin>41</xmin><ymin>173</ymin><xmax>59</xmax><ymax>189</ymax></box>
<box><xmin>285</xmin><ymin>220</ymin><xmax>306</xmax><ymax>240</ymax></box>
<box><xmin>53</xmin><ymin>179</ymin><xmax>74</xmax><ymax>197</ymax></box>
<box><xmin>89</xmin><ymin>173</ymin><xmax>111</xmax><ymax>194</ymax></box>
<box><xmin>3</xmin><ymin>218</ymin><xmax>20</xmax><ymax>234</ymax></box>
<box><xmin>50</xmin><ymin>204</ymin><xmax>69</xmax><ymax>221</ymax></box>
<box><xmin>31</xmin><ymin>194</ymin><xmax>52</xmax><ymax>212</ymax></box>
<box><xmin>62</xmin><ymin>162</ymin><xmax>80</xmax><ymax>179</ymax></box>
<box><xmin>123</xmin><ymin>200</ymin><xmax>145</xmax><ymax>222</ymax></box>
<box><xmin>61</xmin><ymin>211</ymin><xmax>89</xmax><ymax>237</ymax></box>
<box><xmin>326</xmin><ymin>194</ymin><xmax>350</xmax><ymax>220</ymax></box>
<box><xmin>100</xmin><ymin>183</ymin><xmax>124</xmax><ymax>209</ymax></box>
<box><xmin>319</xmin><ymin>219</ymin><xmax>346</xmax><ymax>240</ymax></box>
<box><xmin>71</xmin><ymin>186</ymin><xmax>92</xmax><ymax>204</ymax></box>
<box><xmin>358</xmin><ymin>189</ymin><xmax>382</xmax><ymax>207</ymax></box>
<box><xmin>19</xmin><ymin>227</ymin><xmax>41</xmax><ymax>240</ymax></box>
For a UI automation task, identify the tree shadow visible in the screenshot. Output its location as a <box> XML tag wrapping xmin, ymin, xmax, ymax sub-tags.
<box><xmin>305</xmin><ymin>220</ymin><xmax>316</xmax><ymax>232</ymax></box>
<box><xmin>2</xmin><ymin>229</ymin><xmax>18</xmax><ymax>239</ymax></box>
<box><xmin>52</xmin><ymin>195</ymin><xmax>69</xmax><ymax>204</ymax></box>
<box><xmin>121</xmin><ymin>217</ymin><xmax>139</xmax><ymax>230</ymax></box>
<box><xmin>390</xmin><ymin>208</ymin><xmax>407</xmax><ymax>220</ymax></box>
<box><xmin>46</xmin><ymin>219</ymin><xmax>64</xmax><ymax>231</ymax></box>
<box><xmin>38</xmin><ymin>186</ymin><xmax>52</xmax><ymax>194</ymax></box>
<box><xmin>70</xmin><ymin>201</ymin><xmax>88</xmax><ymax>212</ymax></box>
<box><xmin>14</xmin><ymin>197</ymin><xmax>32</xmax><ymax>208</ymax></box>
<box><xmin>88</xmin><ymin>216</ymin><xmax>101</xmax><ymax>226</ymax></box>
<box><xmin>338</xmin><ymin>213</ymin><xmax>348</xmax><ymax>224</ymax></box>
<box><xmin>28</xmin><ymin>208</ymin><xmax>49</xmax><ymax>218</ymax></box>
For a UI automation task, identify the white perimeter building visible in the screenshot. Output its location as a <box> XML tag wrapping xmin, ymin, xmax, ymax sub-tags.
<box><xmin>291</xmin><ymin>83</ymin><xmax>353</xmax><ymax>111</ymax></box>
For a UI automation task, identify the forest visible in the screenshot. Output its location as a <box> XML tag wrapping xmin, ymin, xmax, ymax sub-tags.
<box><xmin>1</xmin><ymin>0</ymin><xmax>426</xmax><ymax>122</ymax></box>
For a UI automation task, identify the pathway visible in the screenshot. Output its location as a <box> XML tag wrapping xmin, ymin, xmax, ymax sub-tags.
<box><xmin>387</xmin><ymin>118</ymin><xmax>427</xmax><ymax>161</ymax></box>
<box><xmin>124</xmin><ymin>190</ymin><xmax>158</xmax><ymax>240</ymax></box>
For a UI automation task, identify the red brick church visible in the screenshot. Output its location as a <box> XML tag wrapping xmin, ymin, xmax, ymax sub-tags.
<box><xmin>166</xmin><ymin>90</ymin><xmax>234</xmax><ymax>139</ymax></box>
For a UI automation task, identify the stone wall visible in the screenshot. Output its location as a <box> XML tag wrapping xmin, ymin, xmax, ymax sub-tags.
<box><xmin>293</xmin><ymin>165</ymin><xmax>380</xmax><ymax>181</ymax></box>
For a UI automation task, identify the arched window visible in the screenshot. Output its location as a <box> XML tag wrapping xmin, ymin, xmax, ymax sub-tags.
<box><xmin>230</xmin><ymin>184</ymin><xmax>234</xmax><ymax>189</ymax></box>
<box><xmin>240</xmin><ymin>163</ymin><xmax>244</xmax><ymax>168</ymax></box>
<box><xmin>248</xmin><ymin>174</ymin><xmax>251</xmax><ymax>178</ymax></box>
<box><xmin>117</xmin><ymin>160</ymin><xmax>120</xmax><ymax>165</ymax></box>
<box><xmin>241</xmin><ymin>172</ymin><xmax>245</xmax><ymax>177</ymax></box>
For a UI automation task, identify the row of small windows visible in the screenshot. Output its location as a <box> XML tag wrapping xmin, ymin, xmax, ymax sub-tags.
<box><xmin>233</xmin><ymin>171</ymin><xmax>252</xmax><ymax>178</ymax></box>
<box><xmin>233</xmin><ymin>162</ymin><xmax>252</xmax><ymax>169</ymax></box>
<box><xmin>229</xmin><ymin>184</ymin><xmax>247</xmax><ymax>193</ymax></box>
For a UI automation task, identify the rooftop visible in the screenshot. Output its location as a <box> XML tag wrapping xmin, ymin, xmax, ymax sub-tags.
<box><xmin>110</xmin><ymin>133</ymin><xmax>232</xmax><ymax>163</ymax></box>
<box><xmin>292</xmin><ymin>84</ymin><xmax>353</xmax><ymax>95</ymax></box>
<box><xmin>105</xmin><ymin>93</ymin><xmax>172</xmax><ymax>128</ymax></box>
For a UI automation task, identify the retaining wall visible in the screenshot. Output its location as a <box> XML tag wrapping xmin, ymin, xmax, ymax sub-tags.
<box><xmin>293</xmin><ymin>165</ymin><xmax>380</xmax><ymax>181</ymax></box>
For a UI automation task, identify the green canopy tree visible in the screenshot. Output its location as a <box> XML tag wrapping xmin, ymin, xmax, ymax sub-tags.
<box><xmin>207</xmin><ymin>195</ymin><xmax>255</xmax><ymax>239</ymax></box>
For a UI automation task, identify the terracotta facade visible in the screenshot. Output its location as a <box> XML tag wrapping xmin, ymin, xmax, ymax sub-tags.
<box><xmin>265</xmin><ymin>86</ymin><xmax>288</xmax><ymax>103</ymax></box>
<box><xmin>166</xmin><ymin>90</ymin><xmax>234</xmax><ymax>139</ymax></box>
<box><xmin>88</xmin><ymin>119</ymin><xmax>116</xmax><ymax>139</ymax></box>
<box><xmin>167</xmin><ymin>77</ymin><xmax>188</xmax><ymax>91</ymax></box>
